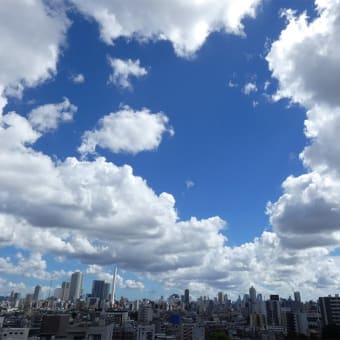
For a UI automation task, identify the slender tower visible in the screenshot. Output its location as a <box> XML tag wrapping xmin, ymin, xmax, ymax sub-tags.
<box><xmin>111</xmin><ymin>265</ymin><xmax>117</xmax><ymax>306</ymax></box>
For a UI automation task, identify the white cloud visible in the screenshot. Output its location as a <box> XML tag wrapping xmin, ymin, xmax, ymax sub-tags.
<box><xmin>86</xmin><ymin>265</ymin><xmax>144</xmax><ymax>290</ymax></box>
<box><xmin>0</xmin><ymin>252</ymin><xmax>70</xmax><ymax>282</ymax></box>
<box><xmin>3</xmin><ymin>0</ymin><xmax>340</xmax><ymax>298</ymax></box>
<box><xmin>263</xmin><ymin>80</ymin><xmax>270</xmax><ymax>91</ymax></box>
<box><xmin>70</xmin><ymin>0</ymin><xmax>263</xmax><ymax>57</ymax></box>
<box><xmin>266</xmin><ymin>0</ymin><xmax>340</xmax><ymax>250</ymax></box>
<box><xmin>227</xmin><ymin>80</ymin><xmax>238</xmax><ymax>88</ymax></box>
<box><xmin>71</xmin><ymin>73</ymin><xmax>85</xmax><ymax>84</ymax></box>
<box><xmin>108</xmin><ymin>58</ymin><xmax>148</xmax><ymax>90</ymax></box>
<box><xmin>243</xmin><ymin>82</ymin><xmax>257</xmax><ymax>95</ymax></box>
<box><xmin>79</xmin><ymin>106</ymin><xmax>174</xmax><ymax>155</ymax></box>
<box><xmin>28</xmin><ymin>98</ymin><xmax>77</xmax><ymax>133</ymax></box>
<box><xmin>2</xmin><ymin>107</ymin><xmax>340</xmax><ymax>298</ymax></box>
<box><xmin>0</xmin><ymin>0</ymin><xmax>69</xmax><ymax>113</ymax></box>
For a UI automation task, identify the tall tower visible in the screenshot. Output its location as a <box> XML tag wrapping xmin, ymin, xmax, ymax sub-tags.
<box><xmin>294</xmin><ymin>291</ymin><xmax>301</xmax><ymax>303</ymax></box>
<box><xmin>111</xmin><ymin>265</ymin><xmax>117</xmax><ymax>306</ymax></box>
<box><xmin>217</xmin><ymin>291</ymin><xmax>224</xmax><ymax>304</ymax></box>
<box><xmin>69</xmin><ymin>271</ymin><xmax>83</xmax><ymax>302</ymax></box>
<box><xmin>249</xmin><ymin>286</ymin><xmax>256</xmax><ymax>304</ymax></box>
<box><xmin>184</xmin><ymin>289</ymin><xmax>189</xmax><ymax>307</ymax></box>
<box><xmin>33</xmin><ymin>285</ymin><xmax>41</xmax><ymax>301</ymax></box>
<box><xmin>61</xmin><ymin>281</ymin><xmax>70</xmax><ymax>301</ymax></box>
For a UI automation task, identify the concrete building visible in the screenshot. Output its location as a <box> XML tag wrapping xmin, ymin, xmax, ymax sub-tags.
<box><xmin>0</xmin><ymin>328</ymin><xmax>29</xmax><ymax>340</ymax></box>
<box><xmin>319</xmin><ymin>295</ymin><xmax>340</xmax><ymax>327</ymax></box>
<box><xmin>61</xmin><ymin>281</ymin><xmax>70</xmax><ymax>301</ymax></box>
<box><xmin>138</xmin><ymin>304</ymin><xmax>153</xmax><ymax>324</ymax></box>
<box><xmin>294</xmin><ymin>291</ymin><xmax>301</xmax><ymax>303</ymax></box>
<box><xmin>33</xmin><ymin>285</ymin><xmax>41</xmax><ymax>301</ymax></box>
<box><xmin>69</xmin><ymin>272</ymin><xmax>83</xmax><ymax>302</ymax></box>
<box><xmin>92</xmin><ymin>280</ymin><xmax>105</xmax><ymax>300</ymax></box>
<box><xmin>137</xmin><ymin>324</ymin><xmax>155</xmax><ymax>340</ymax></box>
<box><xmin>266</xmin><ymin>295</ymin><xmax>281</xmax><ymax>326</ymax></box>
<box><xmin>180</xmin><ymin>324</ymin><xmax>205</xmax><ymax>340</ymax></box>
<box><xmin>184</xmin><ymin>289</ymin><xmax>189</xmax><ymax>308</ymax></box>
<box><xmin>217</xmin><ymin>292</ymin><xmax>224</xmax><ymax>304</ymax></box>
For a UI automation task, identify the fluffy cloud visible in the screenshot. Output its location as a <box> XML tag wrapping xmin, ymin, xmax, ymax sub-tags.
<box><xmin>87</xmin><ymin>265</ymin><xmax>144</xmax><ymax>290</ymax></box>
<box><xmin>266</xmin><ymin>0</ymin><xmax>340</xmax><ymax>249</ymax></box>
<box><xmin>70</xmin><ymin>0</ymin><xmax>262</xmax><ymax>57</ymax></box>
<box><xmin>267</xmin><ymin>4</ymin><xmax>340</xmax><ymax>108</ymax></box>
<box><xmin>79</xmin><ymin>106</ymin><xmax>174</xmax><ymax>155</ymax></box>
<box><xmin>243</xmin><ymin>82</ymin><xmax>257</xmax><ymax>95</ymax></box>
<box><xmin>70</xmin><ymin>73</ymin><xmax>85</xmax><ymax>84</ymax></box>
<box><xmin>108</xmin><ymin>58</ymin><xmax>148</xmax><ymax>89</ymax></box>
<box><xmin>0</xmin><ymin>252</ymin><xmax>70</xmax><ymax>281</ymax></box>
<box><xmin>0</xmin><ymin>108</ymin><xmax>224</xmax><ymax>275</ymax></box>
<box><xmin>28</xmin><ymin>98</ymin><xmax>77</xmax><ymax>133</ymax></box>
<box><xmin>2</xmin><ymin>105</ymin><xmax>340</xmax><ymax>298</ymax></box>
<box><xmin>0</xmin><ymin>0</ymin><xmax>69</xmax><ymax>113</ymax></box>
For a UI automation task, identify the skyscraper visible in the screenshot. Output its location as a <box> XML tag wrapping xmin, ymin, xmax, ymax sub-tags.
<box><xmin>294</xmin><ymin>291</ymin><xmax>301</xmax><ymax>303</ymax></box>
<box><xmin>103</xmin><ymin>282</ymin><xmax>110</xmax><ymax>301</ymax></box>
<box><xmin>69</xmin><ymin>272</ymin><xmax>83</xmax><ymax>302</ymax></box>
<box><xmin>184</xmin><ymin>289</ymin><xmax>189</xmax><ymax>307</ymax></box>
<box><xmin>217</xmin><ymin>291</ymin><xmax>224</xmax><ymax>304</ymax></box>
<box><xmin>92</xmin><ymin>280</ymin><xmax>105</xmax><ymax>300</ymax></box>
<box><xmin>33</xmin><ymin>285</ymin><xmax>41</xmax><ymax>301</ymax></box>
<box><xmin>61</xmin><ymin>281</ymin><xmax>70</xmax><ymax>301</ymax></box>
<box><xmin>249</xmin><ymin>286</ymin><xmax>256</xmax><ymax>304</ymax></box>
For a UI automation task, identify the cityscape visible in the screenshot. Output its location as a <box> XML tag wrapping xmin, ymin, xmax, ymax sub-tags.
<box><xmin>2</xmin><ymin>0</ymin><xmax>340</xmax><ymax>339</ymax></box>
<box><xmin>0</xmin><ymin>269</ymin><xmax>339</xmax><ymax>339</ymax></box>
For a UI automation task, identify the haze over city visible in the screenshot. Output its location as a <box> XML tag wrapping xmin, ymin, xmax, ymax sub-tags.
<box><xmin>1</xmin><ymin>0</ymin><xmax>340</xmax><ymax>305</ymax></box>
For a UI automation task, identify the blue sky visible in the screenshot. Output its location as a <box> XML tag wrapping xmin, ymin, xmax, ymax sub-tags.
<box><xmin>1</xmin><ymin>0</ymin><xmax>340</xmax><ymax>301</ymax></box>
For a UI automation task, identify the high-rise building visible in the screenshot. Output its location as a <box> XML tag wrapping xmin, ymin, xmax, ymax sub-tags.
<box><xmin>184</xmin><ymin>289</ymin><xmax>189</xmax><ymax>306</ymax></box>
<box><xmin>92</xmin><ymin>280</ymin><xmax>105</xmax><ymax>300</ymax></box>
<box><xmin>61</xmin><ymin>282</ymin><xmax>70</xmax><ymax>301</ymax></box>
<box><xmin>266</xmin><ymin>295</ymin><xmax>281</xmax><ymax>326</ymax></box>
<box><xmin>69</xmin><ymin>272</ymin><xmax>83</xmax><ymax>302</ymax></box>
<box><xmin>249</xmin><ymin>286</ymin><xmax>256</xmax><ymax>304</ymax></box>
<box><xmin>249</xmin><ymin>286</ymin><xmax>257</xmax><ymax>314</ymax></box>
<box><xmin>294</xmin><ymin>291</ymin><xmax>301</xmax><ymax>303</ymax></box>
<box><xmin>217</xmin><ymin>292</ymin><xmax>224</xmax><ymax>304</ymax></box>
<box><xmin>103</xmin><ymin>282</ymin><xmax>110</xmax><ymax>301</ymax></box>
<box><xmin>33</xmin><ymin>285</ymin><xmax>41</xmax><ymax>301</ymax></box>
<box><xmin>319</xmin><ymin>295</ymin><xmax>340</xmax><ymax>327</ymax></box>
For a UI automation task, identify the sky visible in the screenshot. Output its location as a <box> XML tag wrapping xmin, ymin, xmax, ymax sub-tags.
<box><xmin>1</xmin><ymin>0</ymin><xmax>340</xmax><ymax>301</ymax></box>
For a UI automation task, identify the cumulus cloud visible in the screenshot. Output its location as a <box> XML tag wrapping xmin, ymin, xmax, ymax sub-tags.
<box><xmin>243</xmin><ymin>82</ymin><xmax>257</xmax><ymax>95</ymax></box>
<box><xmin>0</xmin><ymin>252</ymin><xmax>70</xmax><ymax>281</ymax></box>
<box><xmin>0</xmin><ymin>0</ymin><xmax>69</xmax><ymax>113</ymax></box>
<box><xmin>266</xmin><ymin>0</ymin><xmax>340</xmax><ymax>250</ymax></box>
<box><xmin>79</xmin><ymin>106</ymin><xmax>174</xmax><ymax>155</ymax></box>
<box><xmin>70</xmin><ymin>0</ymin><xmax>262</xmax><ymax>57</ymax></box>
<box><xmin>70</xmin><ymin>73</ymin><xmax>85</xmax><ymax>84</ymax></box>
<box><xmin>108</xmin><ymin>58</ymin><xmax>148</xmax><ymax>90</ymax></box>
<box><xmin>2</xmin><ymin>104</ymin><xmax>340</xmax><ymax>298</ymax></box>
<box><xmin>87</xmin><ymin>265</ymin><xmax>144</xmax><ymax>290</ymax></box>
<box><xmin>28</xmin><ymin>98</ymin><xmax>77</xmax><ymax>133</ymax></box>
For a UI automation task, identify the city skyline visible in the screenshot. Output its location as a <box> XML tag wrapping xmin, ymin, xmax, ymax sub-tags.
<box><xmin>1</xmin><ymin>0</ymin><xmax>340</xmax><ymax>302</ymax></box>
